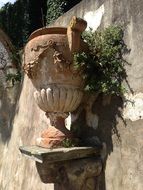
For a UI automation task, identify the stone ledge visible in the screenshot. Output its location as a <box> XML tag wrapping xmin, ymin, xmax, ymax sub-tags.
<box><xmin>19</xmin><ymin>145</ymin><xmax>100</xmax><ymax>163</ymax></box>
<box><xmin>36</xmin><ymin>157</ymin><xmax>102</xmax><ymax>185</ymax></box>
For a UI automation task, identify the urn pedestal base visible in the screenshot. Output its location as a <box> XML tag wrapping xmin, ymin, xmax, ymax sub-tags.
<box><xmin>36</xmin><ymin>117</ymin><xmax>74</xmax><ymax>148</ymax></box>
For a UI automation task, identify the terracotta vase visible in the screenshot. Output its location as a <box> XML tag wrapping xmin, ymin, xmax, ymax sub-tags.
<box><xmin>23</xmin><ymin>16</ymin><xmax>87</xmax><ymax>148</ymax></box>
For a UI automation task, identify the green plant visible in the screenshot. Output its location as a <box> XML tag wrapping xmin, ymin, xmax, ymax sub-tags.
<box><xmin>62</xmin><ymin>138</ymin><xmax>79</xmax><ymax>148</ymax></box>
<box><xmin>46</xmin><ymin>0</ymin><xmax>66</xmax><ymax>25</ymax></box>
<box><xmin>0</xmin><ymin>0</ymin><xmax>47</xmax><ymax>48</ymax></box>
<box><xmin>6</xmin><ymin>71</ymin><xmax>21</xmax><ymax>86</ymax></box>
<box><xmin>73</xmin><ymin>26</ymin><xmax>127</xmax><ymax>95</ymax></box>
<box><xmin>46</xmin><ymin>0</ymin><xmax>82</xmax><ymax>25</ymax></box>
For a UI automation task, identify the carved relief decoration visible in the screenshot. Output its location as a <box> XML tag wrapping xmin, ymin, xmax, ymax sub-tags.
<box><xmin>23</xmin><ymin>40</ymin><xmax>71</xmax><ymax>79</ymax></box>
<box><xmin>53</xmin><ymin>50</ymin><xmax>71</xmax><ymax>72</ymax></box>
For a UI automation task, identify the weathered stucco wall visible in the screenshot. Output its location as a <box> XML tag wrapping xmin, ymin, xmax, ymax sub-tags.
<box><xmin>0</xmin><ymin>0</ymin><xmax>143</xmax><ymax>189</ymax></box>
<box><xmin>53</xmin><ymin>1</ymin><xmax>143</xmax><ymax>189</ymax></box>
<box><xmin>0</xmin><ymin>29</ymin><xmax>19</xmax><ymax>173</ymax></box>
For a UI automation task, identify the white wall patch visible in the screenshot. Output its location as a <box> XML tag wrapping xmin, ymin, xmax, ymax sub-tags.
<box><xmin>84</xmin><ymin>4</ymin><xmax>105</xmax><ymax>31</ymax></box>
<box><xmin>123</xmin><ymin>93</ymin><xmax>143</xmax><ymax>121</ymax></box>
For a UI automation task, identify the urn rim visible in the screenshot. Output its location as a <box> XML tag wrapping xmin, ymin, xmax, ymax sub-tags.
<box><xmin>29</xmin><ymin>27</ymin><xmax>67</xmax><ymax>41</ymax></box>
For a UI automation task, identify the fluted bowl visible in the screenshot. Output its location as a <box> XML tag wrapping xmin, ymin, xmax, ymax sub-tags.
<box><xmin>34</xmin><ymin>85</ymin><xmax>83</xmax><ymax>113</ymax></box>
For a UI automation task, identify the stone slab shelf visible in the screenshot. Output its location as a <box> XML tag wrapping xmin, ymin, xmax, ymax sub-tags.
<box><xmin>19</xmin><ymin>146</ymin><xmax>102</xmax><ymax>189</ymax></box>
<box><xmin>19</xmin><ymin>145</ymin><xmax>100</xmax><ymax>163</ymax></box>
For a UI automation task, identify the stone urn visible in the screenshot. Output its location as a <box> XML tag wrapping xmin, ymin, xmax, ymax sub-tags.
<box><xmin>23</xmin><ymin>17</ymin><xmax>87</xmax><ymax>148</ymax></box>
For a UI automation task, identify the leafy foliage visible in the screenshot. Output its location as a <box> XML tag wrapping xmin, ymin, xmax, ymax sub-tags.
<box><xmin>46</xmin><ymin>0</ymin><xmax>66</xmax><ymax>24</ymax></box>
<box><xmin>46</xmin><ymin>0</ymin><xmax>81</xmax><ymax>25</ymax></box>
<box><xmin>0</xmin><ymin>1</ymin><xmax>29</xmax><ymax>48</ymax></box>
<box><xmin>6</xmin><ymin>71</ymin><xmax>21</xmax><ymax>86</ymax></box>
<box><xmin>62</xmin><ymin>138</ymin><xmax>79</xmax><ymax>148</ymax></box>
<box><xmin>0</xmin><ymin>0</ymin><xmax>47</xmax><ymax>48</ymax></box>
<box><xmin>74</xmin><ymin>26</ymin><xmax>127</xmax><ymax>95</ymax></box>
<box><xmin>0</xmin><ymin>0</ymin><xmax>82</xmax><ymax>47</ymax></box>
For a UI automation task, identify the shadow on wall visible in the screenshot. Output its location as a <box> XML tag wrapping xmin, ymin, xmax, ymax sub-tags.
<box><xmin>71</xmin><ymin>94</ymin><xmax>125</xmax><ymax>190</ymax></box>
<box><xmin>0</xmin><ymin>28</ymin><xmax>23</xmax><ymax>143</ymax></box>
<box><xmin>93</xmin><ymin>95</ymin><xmax>124</xmax><ymax>190</ymax></box>
<box><xmin>70</xmin><ymin>46</ymin><xmax>133</xmax><ymax>188</ymax></box>
<box><xmin>0</xmin><ymin>80</ymin><xmax>22</xmax><ymax>143</ymax></box>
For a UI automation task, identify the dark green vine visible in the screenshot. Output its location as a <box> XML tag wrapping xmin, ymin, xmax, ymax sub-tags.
<box><xmin>74</xmin><ymin>26</ymin><xmax>127</xmax><ymax>95</ymax></box>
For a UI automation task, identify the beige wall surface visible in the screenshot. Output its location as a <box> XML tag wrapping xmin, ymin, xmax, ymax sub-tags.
<box><xmin>0</xmin><ymin>0</ymin><xmax>143</xmax><ymax>189</ymax></box>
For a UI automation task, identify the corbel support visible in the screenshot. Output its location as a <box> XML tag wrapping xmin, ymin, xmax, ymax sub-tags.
<box><xmin>20</xmin><ymin>146</ymin><xmax>103</xmax><ymax>190</ymax></box>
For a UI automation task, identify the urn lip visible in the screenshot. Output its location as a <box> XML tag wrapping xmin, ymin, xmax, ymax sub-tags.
<box><xmin>29</xmin><ymin>27</ymin><xmax>67</xmax><ymax>41</ymax></box>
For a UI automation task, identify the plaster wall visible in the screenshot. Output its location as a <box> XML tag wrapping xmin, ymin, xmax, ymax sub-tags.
<box><xmin>0</xmin><ymin>0</ymin><xmax>143</xmax><ymax>190</ymax></box>
<box><xmin>53</xmin><ymin>1</ymin><xmax>143</xmax><ymax>189</ymax></box>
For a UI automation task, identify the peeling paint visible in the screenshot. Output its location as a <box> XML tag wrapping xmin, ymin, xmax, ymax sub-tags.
<box><xmin>123</xmin><ymin>93</ymin><xmax>143</xmax><ymax>121</ymax></box>
<box><xmin>84</xmin><ymin>4</ymin><xmax>104</xmax><ymax>30</ymax></box>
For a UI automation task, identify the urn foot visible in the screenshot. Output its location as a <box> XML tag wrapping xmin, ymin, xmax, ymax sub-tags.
<box><xmin>36</xmin><ymin>117</ymin><xmax>75</xmax><ymax>148</ymax></box>
<box><xmin>36</xmin><ymin>126</ymin><xmax>73</xmax><ymax>148</ymax></box>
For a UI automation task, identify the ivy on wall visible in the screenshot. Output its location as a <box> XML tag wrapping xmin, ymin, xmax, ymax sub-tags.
<box><xmin>74</xmin><ymin>26</ymin><xmax>127</xmax><ymax>95</ymax></box>
<box><xmin>46</xmin><ymin>0</ymin><xmax>81</xmax><ymax>25</ymax></box>
<box><xmin>46</xmin><ymin>0</ymin><xmax>67</xmax><ymax>25</ymax></box>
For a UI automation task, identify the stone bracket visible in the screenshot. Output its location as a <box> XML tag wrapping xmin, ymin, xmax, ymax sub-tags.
<box><xmin>19</xmin><ymin>145</ymin><xmax>100</xmax><ymax>163</ymax></box>
<box><xmin>20</xmin><ymin>146</ymin><xmax>103</xmax><ymax>190</ymax></box>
